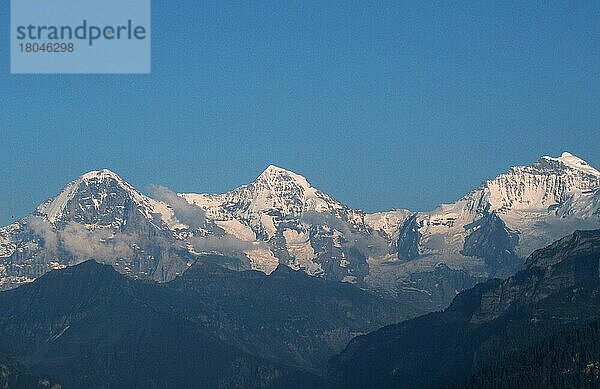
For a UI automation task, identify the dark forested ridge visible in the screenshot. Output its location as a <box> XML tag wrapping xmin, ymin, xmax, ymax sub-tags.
<box><xmin>0</xmin><ymin>257</ymin><xmax>417</xmax><ymax>388</ymax></box>
<box><xmin>328</xmin><ymin>230</ymin><xmax>600</xmax><ymax>389</ymax></box>
<box><xmin>0</xmin><ymin>261</ymin><xmax>317</xmax><ymax>388</ymax></box>
<box><xmin>456</xmin><ymin>319</ymin><xmax>600</xmax><ymax>389</ymax></box>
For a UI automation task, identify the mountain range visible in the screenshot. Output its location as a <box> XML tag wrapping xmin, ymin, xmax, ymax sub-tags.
<box><xmin>328</xmin><ymin>229</ymin><xmax>600</xmax><ymax>388</ymax></box>
<box><xmin>1</xmin><ymin>152</ymin><xmax>599</xmax><ymax>311</ymax></box>
<box><xmin>2</xmin><ymin>227</ymin><xmax>599</xmax><ymax>387</ymax></box>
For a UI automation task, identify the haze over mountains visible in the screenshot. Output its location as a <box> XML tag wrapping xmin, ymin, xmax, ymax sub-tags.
<box><xmin>1</xmin><ymin>152</ymin><xmax>599</xmax><ymax>311</ymax></box>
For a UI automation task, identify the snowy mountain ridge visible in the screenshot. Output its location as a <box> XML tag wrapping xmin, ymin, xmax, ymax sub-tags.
<box><xmin>182</xmin><ymin>164</ymin><xmax>367</xmax><ymax>238</ymax></box>
<box><xmin>1</xmin><ymin>152</ymin><xmax>599</xmax><ymax>311</ymax></box>
<box><xmin>182</xmin><ymin>164</ymin><xmax>370</xmax><ymax>277</ymax></box>
<box><xmin>386</xmin><ymin>152</ymin><xmax>600</xmax><ymax>304</ymax></box>
<box><xmin>485</xmin><ymin>152</ymin><xmax>600</xmax><ymax>213</ymax></box>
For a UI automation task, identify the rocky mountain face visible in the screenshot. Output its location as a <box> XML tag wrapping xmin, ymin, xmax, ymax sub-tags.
<box><xmin>328</xmin><ymin>229</ymin><xmax>600</xmax><ymax>389</ymax></box>
<box><xmin>1</xmin><ymin>152</ymin><xmax>599</xmax><ymax>312</ymax></box>
<box><xmin>0</xmin><ymin>170</ymin><xmax>199</xmax><ymax>290</ymax></box>
<box><xmin>0</xmin><ymin>258</ymin><xmax>416</xmax><ymax>387</ymax></box>
<box><xmin>181</xmin><ymin>165</ymin><xmax>374</xmax><ymax>281</ymax></box>
<box><xmin>373</xmin><ymin>151</ymin><xmax>600</xmax><ymax>309</ymax></box>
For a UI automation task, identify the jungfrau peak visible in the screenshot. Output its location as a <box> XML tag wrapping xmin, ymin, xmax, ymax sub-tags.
<box><xmin>473</xmin><ymin>151</ymin><xmax>600</xmax><ymax>253</ymax></box>
<box><xmin>485</xmin><ymin>151</ymin><xmax>600</xmax><ymax>213</ymax></box>
<box><xmin>547</xmin><ymin>151</ymin><xmax>600</xmax><ymax>177</ymax></box>
<box><xmin>389</xmin><ymin>151</ymin><xmax>600</xmax><ymax>309</ymax></box>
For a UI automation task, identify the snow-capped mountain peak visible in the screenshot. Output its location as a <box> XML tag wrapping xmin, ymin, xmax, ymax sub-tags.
<box><xmin>255</xmin><ymin>165</ymin><xmax>313</xmax><ymax>196</ymax></box>
<box><xmin>481</xmin><ymin>152</ymin><xmax>600</xmax><ymax>214</ymax></box>
<box><xmin>179</xmin><ymin>165</ymin><xmax>367</xmax><ymax>276</ymax></box>
<box><xmin>259</xmin><ymin>164</ymin><xmax>305</xmax><ymax>179</ymax></box>
<box><xmin>183</xmin><ymin>165</ymin><xmax>345</xmax><ymax>220</ymax></box>
<box><xmin>0</xmin><ymin>169</ymin><xmax>194</xmax><ymax>289</ymax></box>
<box><xmin>36</xmin><ymin>169</ymin><xmax>175</xmax><ymax>228</ymax></box>
<box><xmin>80</xmin><ymin>168</ymin><xmax>122</xmax><ymax>181</ymax></box>
<box><xmin>396</xmin><ymin>152</ymin><xmax>600</xmax><ymax>284</ymax></box>
<box><xmin>542</xmin><ymin>151</ymin><xmax>600</xmax><ymax>177</ymax></box>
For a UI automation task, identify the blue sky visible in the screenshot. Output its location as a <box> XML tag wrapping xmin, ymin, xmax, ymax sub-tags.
<box><xmin>1</xmin><ymin>1</ymin><xmax>599</xmax><ymax>224</ymax></box>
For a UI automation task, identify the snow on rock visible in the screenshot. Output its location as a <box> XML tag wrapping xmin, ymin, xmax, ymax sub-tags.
<box><xmin>283</xmin><ymin>229</ymin><xmax>322</xmax><ymax>275</ymax></box>
<box><xmin>216</xmin><ymin>219</ymin><xmax>256</xmax><ymax>241</ymax></box>
<box><xmin>342</xmin><ymin>275</ymin><xmax>357</xmax><ymax>284</ymax></box>
<box><xmin>544</xmin><ymin>152</ymin><xmax>600</xmax><ymax>177</ymax></box>
<box><xmin>398</xmin><ymin>152</ymin><xmax>600</xmax><ymax>276</ymax></box>
<box><xmin>485</xmin><ymin>152</ymin><xmax>600</xmax><ymax>213</ymax></box>
<box><xmin>38</xmin><ymin>178</ymin><xmax>81</xmax><ymax>223</ymax></box>
<box><xmin>179</xmin><ymin>165</ymin><xmax>368</xmax><ymax>276</ymax></box>
<box><xmin>260</xmin><ymin>214</ymin><xmax>277</xmax><ymax>238</ymax></box>
<box><xmin>244</xmin><ymin>246</ymin><xmax>280</xmax><ymax>274</ymax></box>
<box><xmin>181</xmin><ymin>165</ymin><xmax>364</xmax><ymax>231</ymax></box>
<box><xmin>0</xmin><ymin>233</ymin><xmax>15</xmax><ymax>258</ymax></box>
<box><xmin>365</xmin><ymin>209</ymin><xmax>412</xmax><ymax>238</ymax></box>
<box><xmin>49</xmin><ymin>261</ymin><xmax>67</xmax><ymax>270</ymax></box>
<box><xmin>0</xmin><ymin>223</ymin><xmax>20</xmax><ymax>258</ymax></box>
<box><xmin>2</xmin><ymin>152</ymin><xmax>600</xmax><ymax>305</ymax></box>
<box><xmin>37</xmin><ymin>169</ymin><xmax>179</xmax><ymax>230</ymax></box>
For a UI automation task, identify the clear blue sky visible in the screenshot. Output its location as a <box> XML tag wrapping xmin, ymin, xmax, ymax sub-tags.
<box><xmin>1</xmin><ymin>1</ymin><xmax>599</xmax><ymax>224</ymax></box>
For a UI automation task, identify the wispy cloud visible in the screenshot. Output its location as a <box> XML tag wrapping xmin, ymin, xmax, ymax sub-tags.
<box><xmin>148</xmin><ymin>184</ymin><xmax>206</xmax><ymax>229</ymax></box>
